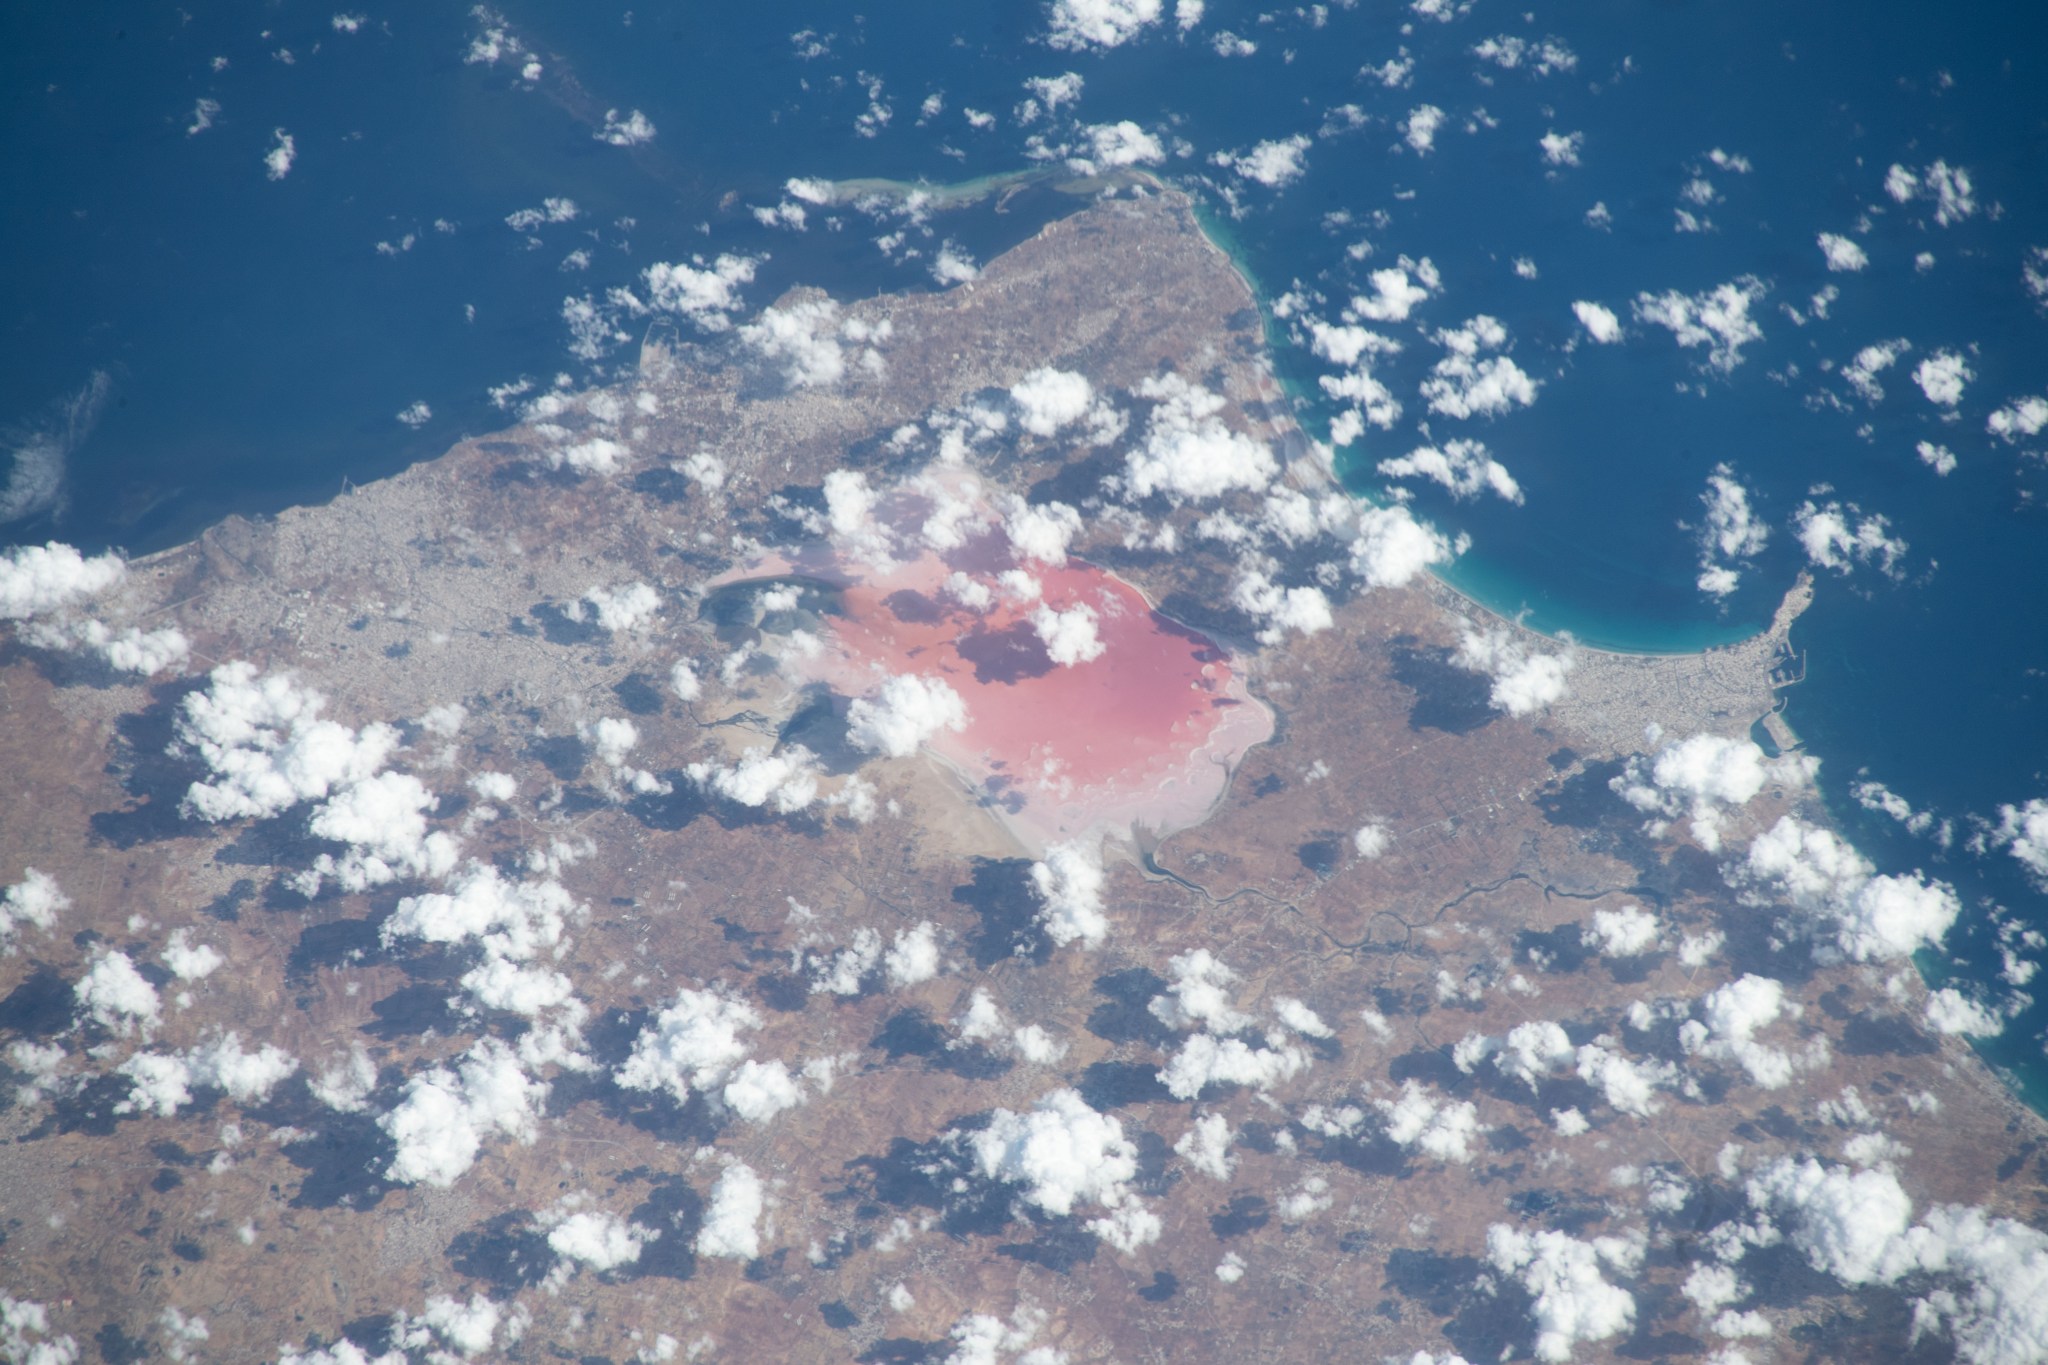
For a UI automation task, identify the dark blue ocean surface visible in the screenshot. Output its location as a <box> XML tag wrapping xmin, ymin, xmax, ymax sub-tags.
<box><xmin>6</xmin><ymin>2</ymin><xmax>2047</xmax><ymax>1087</ymax></box>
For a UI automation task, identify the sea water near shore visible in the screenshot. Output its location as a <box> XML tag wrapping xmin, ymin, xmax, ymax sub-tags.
<box><xmin>5</xmin><ymin>1</ymin><xmax>2047</xmax><ymax>1098</ymax></box>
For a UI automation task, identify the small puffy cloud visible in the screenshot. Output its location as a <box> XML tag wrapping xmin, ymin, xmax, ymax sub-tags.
<box><xmin>1691</xmin><ymin>464</ymin><xmax>1768</xmax><ymax>596</ymax></box>
<box><xmin>295</xmin><ymin>771</ymin><xmax>461</xmax><ymax>894</ymax></box>
<box><xmin>1884</xmin><ymin>160</ymin><xmax>1977</xmax><ymax>226</ymax></box>
<box><xmin>1378</xmin><ymin>438</ymin><xmax>1522</xmax><ymax>503</ymax></box>
<box><xmin>547</xmin><ymin>436</ymin><xmax>625</xmax><ymax>476</ymax></box>
<box><xmin>1575</xmin><ymin>1043</ymin><xmax>1674</xmax><ymax>1117</ymax></box>
<box><xmin>1994</xmin><ymin>798</ymin><xmax>2048</xmax><ymax>886</ymax></box>
<box><xmin>1217</xmin><ymin>134</ymin><xmax>1312</xmax><ymax>188</ymax></box>
<box><xmin>1149</xmin><ymin>949</ymin><xmax>1251</xmax><ymax>1032</ymax></box>
<box><xmin>1377</xmin><ymin>1080</ymin><xmax>1482</xmax><ymax>1161</ymax></box>
<box><xmin>1158</xmin><ymin>1031</ymin><xmax>1308</xmax><ymax>1099</ymax></box>
<box><xmin>1231</xmin><ymin>572</ymin><xmax>1334</xmax><ymax>645</ymax></box>
<box><xmin>739</xmin><ymin>298</ymin><xmax>876</xmax><ymax>391</ymax></box>
<box><xmin>21</xmin><ymin>617</ymin><xmax>192</xmax><ymax>676</ymax></box>
<box><xmin>1841</xmin><ymin>338</ymin><xmax>1909</xmax><ymax>404</ymax></box>
<box><xmin>961</xmin><ymin>1087</ymin><xmax>1151</xmax><ymax>1239</ymax></box>
<box><xmin>1633</xmin><ymin>277</ymin><xmax>1768</xmax><ymax>372</ymax></box>
<box><xmin>1349</xmin><ymin>504</ymin><xmax>1459</xmax><ymax>588</ymax></box>
<box><xmin>1454</xmin><ymin>626</ymin><xmax>1573</xmax><ymax>716</ymax></box>
<box><xmin>1486</xmin><ymin>1225</ymin><xmax>1640</xmax><ymax>1362</ymax></box>
<box><xmin>569</xmin><ymin>581</ymin><xmax>659</xmax><ymax>633</ymax></box>
<box><xmin>1353</xmin><ymin>823</ymin><xmax>1391</xmax><ymax>859</ymax></box>
<box><xmin>0</xmin><ymin>542</ymin><xmax>124</xmax><ymax>621</ymax></box>
<box><xmin>116</xmin><ymin>1052</ymin><xmax>193</xmax><ymax>1117</ymax></box>
<box><xmin>547</xmin><ymin>1209</ymin><xmax>657</xmax><ymax>1272</ymax></box>
<box><xmin>884</xmin><ymin>921</ymin><xmax>942</xmax><ymax>989</ymax></box>
<box><xmin>1539</xmin><ymin>130</ymin><xmax>1583</xmax><ymax>167</ymax></box>
<box><xmin>1925</xmin><ymin>987</ymin><xmax>2005</xmax><ymax>1037</ymax></box>
<box><xmin>1913</xmin><ymin>350</ymin><xmax>1973</xmax><ymax>407</ymax></box>
<box><xmin>1475</xmin><ymin>35</ymin><xmax>1577</xmax><ymax>74</ymax></box>
<box><xmin>0</xmin><ymin>1296</ymin><xmax>80</xmax><ymax>1365</ymax></box>
<box><xmin>264</xmin><ymin>128</ymin><xmax>296</xmax><ymax>181</ymax></box>
<box><xmin>311</xmin><ymin>1043</ymin><xmax>378</xmax><ymax>1114</ymax></box>
<box><xmin>581</xmin><ymin>717</ymin><xmax>671</xmax><ymax>799</ymax></box>
<box><xmin>1004</xmin><ymin>497</ymin><xmax>1084</xmax><ymax>564</ymax></box>
<box><xmin>1348</xmin><ymin>255</ymin><xmax>1441</xmax><ymax>323</ymax></box>
<box><xmin>811</xmin><ymin>927</ymin><xmax>882</xmax><ymax>997</ymax></box>
<box><xmin>392</xmin><ymin>1293</ymin><xmax>509</xmax><ymax>1361</ymax></box>
<box><xmin>1457</xmin><ymin>1020</ymin><xmax>1574</xmax><ymax>1091</ymax></box>
<box><xmin>1047</xmin><ymin>0</ymin><xmax>1163</xmax><ymax>50</ymax></box>
<box><xmin>383</xmin><ymin>862</ymin><xmax>577</xmax><ymax>975</ymax></box>
<box><xmin>505</xmin><ymin>198</ymin><xmax>580</xmax><ymax>232</ymax></box>
<box><xmin>1149</xmin><ymin>950</ymin><xmax>1308</xmax><ymax>1098</ymax></box>
<box><xmin>596</xmin><ymin>108</ymin><xmax>656</xmax><ymax>146</ymax></box>
<box><xmin>1010</xmin><ymin>369</ymin><xmax>1096</xmax><ymax>439</ymax></box>
<box><xmin>1743</xmin><ymin>1157</ymin><xmax>2048</xmax><ymax>1363</ymax></box>
<box><xmin>1917</xmin><ymin>440</ymin><xmax>1958</xmax><ymax>475</ymax></box>
<box><xmin>1584</xmin><ymin>905</ymin><xmax>1661</xmax><ymax>957</ymax></box>
<box><xmin>381</xmin><ymin>1038</ymin><xmax>548</xmax><ymax>1187</ymax></box>
<box><xmin>1747</xmin><ymin>1156</ymin><xmax>1915</xmax><ymax>1286</ymax></box>
<box><xmin>848</xmin><ymin>674</ymin><xmax>968</xmax><ymax>757</ymax></box>
<box><xmin>175</xmin><ymin>662</ymin><xmax>399</xmax><ymax>823</ymax></box>
<box><xmin>615</xmin><ymin>985</ymin><xmax>801</xmax><ymax>1122</ymax></box>
<box><xmin>1678</xmin><ymin>974</ymin><xmax>1810</xmax><ymax>1088</ymax></box>
<box><xmin>1988</xmin><ymin>394</ymin><xmax>2048</xmax><ymax>444</ymax></box>
<box><xmin>1081</xmin><ymin>120</ymin><xmax>1165</xmax><ymax>168</ymax></box>
<box><xmin>75</xmin><ymin>947</ymin><xmax>161</xmax><ymax>1036</ymax></box>
<box><xmin>1018</xmin><ymin>72</ymin><xmax>1085</xmax><ymax>121</ymax></box>
<box><xmin>1318</xmin><ymin>351</ymin><xmax>1403</xmax><ymax>434</ymax></box>
<box><xmin>172</xmin><ymin>1033</ymin><xmax>297</xmax><ymax>1109</ymax></box>
<box><xmin>1613</xmin><ymin>732</ymin><xmax>1813</xmax><ymax>852</ymax></box>
<box><xmin>1175</xmin><ymin>1113</ymin><xmax>1235</xmax><ymax>1180</ymax></box>
<box><xmin>1403</xmin><ymin>104</ymin><xmax>1446</xmax><ymax>155</ymax></box>
<box><xmin>628</xmin><ymin>255</ymin><xmax>758</xmax><ymax>333</ymax></box>
<box><xmin>696</xmin><ymin>1162</ymin><xmax>766</xmax><ymax>1259</ymax></box>
<box><xmin>686</xmin><ymin>745</ymin><xmax>827</xmax><ymax>814</ymax></box>
<box><xmin>1031</xmin><ymin>841</ymin><xmax>1108</xmax><ymax>948</ymax></box>
<box><xmin>1741</xmin><ymin>814</ymin><xmax>1960</xmax><ymax>962</ymax></box>
<box><xmin>1031</xmin><ymin>602</ymin><xmax>1105</xmax><ymax>666</ymax></box>
<box><xmin>931</xmin><ymin>242</ymin><xmax>980</xmax><ymax>287</ymax></box>
<box><xmin>1817</xmin><ymin>233</ymin><xmax>1869</xmax><ymax>272</ymax></box>
<box><xmin>1572</xmin><ymin>301</ymin><xmax>1621</xmax><ymax>343</ymax></box>
<box><xmin>1122</xmin><ymin>373</ymin><xmax>1276</xmax><ymax>502</ymax></box>
<box><xmin>1</xmin><ymin>869</ymin><xmax>67</xmax><ymax>953</ymax></box>
<box><xmin>159</xmin><ymin>929</ymin><xmax>220</xmax><ymax>982</ymax></box>
<box><xmin>1792</xmin><ymin>500</ymin><xmax>1907</xmax><ymax>578</ymax></box>
<box><xmin>1421</xmin><ymin>316</ymin><xmax>1538</xmax><ymax>420</ymax></box>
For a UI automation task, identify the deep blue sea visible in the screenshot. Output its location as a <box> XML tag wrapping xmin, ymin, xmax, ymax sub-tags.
<box><xmin>7</xmin><ymin>1</ymin><xmax>2048</xmax><ymax>1094</ymax></box>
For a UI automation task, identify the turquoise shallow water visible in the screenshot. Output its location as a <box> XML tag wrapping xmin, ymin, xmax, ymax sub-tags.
<box><xmin>5</xmin><ymin>2</ymin><xmax>2047</xmax><ymax>1091</ymax></box>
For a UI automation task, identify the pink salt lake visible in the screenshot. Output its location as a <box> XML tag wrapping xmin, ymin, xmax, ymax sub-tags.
<box><xmin>716</xmin><ymin>473</ymin><xmax>1275</xmax><ymax>852</ymax></box>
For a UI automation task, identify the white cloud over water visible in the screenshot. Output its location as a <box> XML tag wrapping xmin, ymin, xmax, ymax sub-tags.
<box><xmin>1633</xmin><ymin>277</ymin><xmax>1768</xmax><ymax>372</ymax></box>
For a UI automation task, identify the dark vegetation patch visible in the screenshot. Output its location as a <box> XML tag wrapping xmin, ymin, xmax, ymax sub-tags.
<box><xmin>1137</xmin><ymin>1269</ymin><xmax>1180</xmax><ymax>1301</ymax></box>
<box><xmin>1297</xmin><ymin>837</ymin><xmax>1343</xmax><ymax>879</ymax></box>
<box><xmin>612</xmin><ymin>673</ymin><xmax>667</xmax><ymax>716</ymax></box>
<box><xmin>1077</xmin><ymin>1060</ymin><xmax>1171</xmax><ymax>1110</ymax></box>
<box><xmin>631</xmin><ymin>466</ymin><xmax>693</xmax><ymax>504</ymax></box>
<box><xmin>527</xmin><ymin>734</ymin><xmax>587</xmax><ymax>783</ymax></box>
<box><xmin>1387</xmin><ymin>645</ymin><xmax>1495</xmax><ymax>735</ymax></box>
<box><xmin>1209</xmin><ymin>1194</ymin><xmax>1269</xmax><ymax>1239</ymax></box>
<box><xmin>1085</xmin><ymin>968</ymin><xmax>1175</xmax><ymax>1047</ymax></box>
<box><xmin>529</xmin><ymin>602</ymin><xmax>601</xmax><ymax>648</ymax></box>
<box><xmin>997</xmin><ymin>1222</ymin><xmax>1098</xmax><ymax>1273</ymax></box>
<box><xmin>953</xmin><ymin>859</ymin><xmax>1051</xmax><ymax>966</ymax></box>
<box><xmin>778</xmin><ymin>689</ymin><xmax>864</xmax><ymax>774</ymax></box>
<box><xmin>448</xmin><ymin>1212</ymin><xmax>555</xmax><ymax>1292</ymax></box>
<box><xmin>88</xmin><ymin>678</ymin><xmax>211</xmax><ymax>849</ymax></box>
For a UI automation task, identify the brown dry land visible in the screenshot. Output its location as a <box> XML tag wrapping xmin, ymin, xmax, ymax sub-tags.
<box><xmin>0</xmin><ymin>190</ymin><xmax>2040</xmax><ymax>1365</ymax></box>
